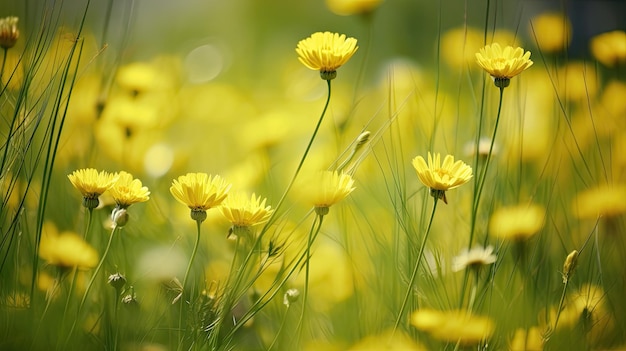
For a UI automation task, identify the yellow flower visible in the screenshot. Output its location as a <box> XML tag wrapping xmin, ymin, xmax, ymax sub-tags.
<box><xmin>219</xmin><ymin>192</ymin><xmax>274</xmax><ymax>228</ymax></box>
<box><xmin>348</xmin><ymin>329</ymin><xmax>426</xmax><ymax>350</ymax></box>
<box><xmin>441</xmin><ymin>27</ymin><xmax>483</xmax><ymax>69</ymax></box>
<box><xmin>39</xmin><ymin>226</ymin><xmax>98</xmax><ymax>269</ymax></box>
<box><xmin>530</xmin><ymin>12</ymin><xmax>571</xmax><ymax>53</ymax></box>
<box><xmin>452</xmin><ymin>245</ymin><xmax>497</xmax><ymax>272</ymax></box>
<box><xmin>109</xmin><ymin>171</ymin><xmax>150</xmax><ymax>208</ymax></box>
<box><xmin>68</xmin><ymin>168</ymin><xmax>118</xmax><ymax>209</ymax></box>
<box><xmin>475</xmin><ymin>43</ymin><xmax>533</xmax><ymax>87</ymax></box>
<box><xmin>411</xmin><ymin>152</ymin><xmax>472</xmax><ymax>204</ymax></box>
<box><xmin>489</xmin><ymin>204</ymin><xmax>545</xmax><ymax>241</ymax></box>
<box><xmin>410</xmin><ymin>308</ymin><xmax>494</xmax><ymax>346</ymax></box>
<box><xmin>296</xmin><ymin>31</ymin><xmax>358</xmax><ymax>80</ymax></box>
<box><xmin>299</xmin><ymin>170</ymin><xmax>355</xmax><ymax>215</ymax></box>
<box><xmin>325</xmin><ymin>0</ymin><xmax>383</xmax><ymax>16</ymax></box>
<box><xmin>0</xmin><ymin>16</ymin><xmax>19</xmax><ymax>49</ymax></box>
<box><xmin>170</xmin><ymin>173</ymin><xmax>231</xmax><ymax>222</ymax></box>
<box><xmin>572</xmin><ymin>184</ymin><xmax>626</xmax><ymax>219</ymax></box>
<box><xmin>547</xmin><ymin>284</ymin><xmax>614</xmax><ymax>346</ymax></box>
<box><xmin>509</xmin><ymin>327</ymin><xmax>544</xmax><ymax>351</ymax></box>
<box><xmin>590</xmin><ymin>30</ymin><xmax>626</xmax><ymax>67</ymax></box>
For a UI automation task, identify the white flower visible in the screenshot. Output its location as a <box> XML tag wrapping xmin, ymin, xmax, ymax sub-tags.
<box><xmin>452</xmin><ymin>245</ymin><xmax>497</xmax><ymax>272</ymax></box>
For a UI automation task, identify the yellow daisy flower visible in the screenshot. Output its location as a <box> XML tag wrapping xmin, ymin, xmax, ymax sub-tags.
<box><xmin>410</xmin><ymin>308</ymin><xmax>494</xmax><ymax>346</ymax></box>
<box><xmin>219</xmin><ymin>192</ymin><xmax>274</xmax><ymax>228</ymax></box>
<box><xmin>411</xmin><ymin>152</ymin><xmax>472</xmax><ymax>204</ymax></box>
<box><xmin>170</xmin><ymin>173</ymin><xmax>231</xmax><ymax>222</ymax></box>
<box><xmin>298</xmin><ymin>170</ymin><xmax>355</xmax><ymax>216</ymax></box>
<box><xmin>67</xmin><ymin>168</ymin><xmax>118</xmax><ymax>209</ymax></box>
<box><xmin>509</xmin><ymin>327</ymin><xmax>544</xmax><ymax>351</ymax></box>
<box><xmin>489</xmin><ymin>204</ymin><xmax>545</xmax><ymax>241</ymax></box>
<box><xmin>475</xmin><ymin>43</ymin><xmax>533</xmax><ymax>87</ymax></box>
<box><xmin>572</xmin><ymin>184</ymin><xmax>626</xmax><ymax>219</ymax></box>
<box><xmin>296</xmin><ymin>31</ymin><xmax>358</xmax><ymax>80</ymax></box>
<box><xmin>109</xmin><ymin>171</ymin><xmax>150</xmax><ymax>209</ymax></box>
<box><xmin>590</xmin><ymin>30</ymin><xmax>626</xmax><ymax>67</ymax></box>
<box><xmin>0</xmin><ymin>16</ymin><xmax>19</xmax><ymax>49</ymax></box>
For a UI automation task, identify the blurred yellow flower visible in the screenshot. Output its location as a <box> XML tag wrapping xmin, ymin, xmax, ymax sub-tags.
<box><xmin>489</xmin><ymin>204</ymin><xmax>545</xmax><ymax>241</ymax></box>
<box><xmin>410</xmin><ymin>308</ymin><xmax>494</xmax><ymax>346</ymax></box>
<box><xmin>440</xmin><ymin>27</ymin><xmax>483</xmax><ymax>69</ymax></box>
<box><xmin>219</xmin><ymin>192</ymin><xmax>273</xmax><ymax>228</ymax></box>
<box><xmin>68</xmin><ymin>168</ymin><xmax>118</xmax><ymax>209</ymax></box>
<box><xmin>572</xmin><ymin>184</ymin><xmax>626</xmax><ymax>219</ymax></box>
<box><xmin>476</xmin><ymin>43</ymin><xmax>533</xmax><ymax>87</ymax></box>
<box><xmin>557</xmin><ymin>62</ymin><xmax>598</xmax><ymax>102</ymax></box>
<box><xmin>109</xmin><ymin>171</ymin><xmax>150</xmax><ymax>208</ymax></box>
<box><xmin>39</xmin><ymin>228</ymin><xmax>98</xmax><ymax>269</ymax></box>
<box><xmin>170</xmin><ymin>173</ymin><xmax>231</xmax><ymax>222</ymax></box>
<box><xmin>0</xmin><ymin>16</ymin><xmax>19</xmax><ymax>49</ymax></box>
<box><xmin>452</xmin><ymin>245</ymin><xmax>497</xmax><ymax>272</ymax></box>
<box><xmin>530</xmin><ymin>12</ymin><xmax>571</xmax><ymax>53</ymax></box>
<box><xmin>325</xmin><ymin>0</ymin><xmax>382</xmax><ymax>16</ymax></box>
<box><xmin>548</xmin><ymin>284</ymin><xmax>614</xmax><ymax>345</ymax></box>
<box><xmin>296</xmin><ymin>31</ymin><xmax>358</xmax><ymax>80</ymax></box>
<box><xmin>299</xmin><ymin>170</ymin><xmax>355</xmax><ymax>215</ymax></box>
<box><xmin>412</xmin><ymin>152</ymin><xmax>472</xmax><ymax>204</ymax></box>
<box><xmin>590</xmin><ymin>30</ymin><xmax>626</xmax><ymax>67</ymax></box>
<box><xmin>509</xmin><ymin>327</ymin><xmax>544</xmax><ymax>351</ymax></box>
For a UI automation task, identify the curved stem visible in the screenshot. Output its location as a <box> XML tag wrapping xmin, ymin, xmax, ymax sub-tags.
<box><xmin>263</xmin><ymin>80</ymin><xmax>332</xmax><ymax>230</ymax></box>
<box><xmin>178</xmin><ymin>220</ymin><xmax>202</xmax><ymax>348</ymax></box>
<box><xmin>392</xmin><ymin>196</ymin><xmax>439</xmax><ymax>333</ymax></box>
<box><xmin>295</xmin><ymin>214</ymin><xmax>324</xmax><ymax>347</ymax></box>
<box><xmin>64</xmin><ymin>225</ymin><xmax>118</xmax><ymax>348</ymax></box>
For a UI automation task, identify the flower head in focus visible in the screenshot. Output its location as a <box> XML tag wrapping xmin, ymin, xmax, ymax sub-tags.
<box><xmin>220</xmin><ymin>192</ymin><xmax>274</xmax><ymax>228</ymax></box>
<box><xmin>0</xmin><ymin>16</ymin><xmax>19</xmax><ymax>49</ymax></box>
<box><xmin>296</xmin><ymin>31</ymin><xmax>358</xmax><ymax>80</ymax></box>
<box><xmin>476</xmin><ymin>43</ymin><xmax>533</xmax><ymax>88</ymax></box>
<box><xmin>109</xmin><ymin>171</ymin><xmax>150</xmax><ymax>209</ymax></box>
<box><xmin>489</xmin><ymin>204</ymin><xmax>545</xmax><ymax>241</ymax></box>
<box><xmin>410</xmin><ymin>308</ymin><xmax>494</xmax><ymax>346</ymax></box>
<box><xmin>170</xmin><ymin>173</ymin><xmax>231</xmax><ymax>223</ymax></box>
<box><xmin>590</xmin><ymin>30</ymin><xmax>626</xmax><ymax>67</ymax></box>
<box><xmin>452</xmin><ymin>245</ymin><xmax>497</xmax><ymax>272</ymax></box>
<box><xmin>411</xmin><ymin>152</ymin><xmax>472</xmax><ymax>204</ymax></box>
<box><xmin>68</xmin><ymin>168</ymin><xmax>118</xmax><ymax>209</ymax></box>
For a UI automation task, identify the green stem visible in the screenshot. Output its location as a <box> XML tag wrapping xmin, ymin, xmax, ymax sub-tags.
<box><xmin>460</xmin><ymin>85</ymin><xmax>505</xmax><ymax>308</ymax></box>
<box><xmin>64</xmin><ymin>224</ymin><xmax>118</xmax><ymax>349</ymax></box>
<box><xmin>178</xmin><ymin>219</ymin><xmax>202</xmax><ymax>348</ymax></box>
<box><xmin>295</xmin><ymin>214</ymin><xmax>324</xmax><ymax>347</ymax></box>
<box><xmin>392</xmin><ymin>196</ymin><xmax>439</xmax><ymax>333</ymax></box>
<box><xmin>263</xmin><ymin>80</ymin><xmax>332</xmax><ymax>230</ymax></box>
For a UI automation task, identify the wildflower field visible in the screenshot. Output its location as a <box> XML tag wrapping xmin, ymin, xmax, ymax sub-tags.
<box><xmin>2</xmin><ymin>0</ymin><xmax>626</xmax><ymax>350</ymax></box>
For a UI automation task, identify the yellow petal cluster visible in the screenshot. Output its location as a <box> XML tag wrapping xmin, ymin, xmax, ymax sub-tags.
<box><xmin>170</xmin><ymin>173</ymin><xmax>231</xmax><ymax>211</ymax></box>
<box><xmin>302</xmin><ymin>170</ymin><xmax>356</xmax><ymax>210</ymax></box>
<box><xmin>109</xmin><ymin>171</ymin><xmax>150</xmax><ymax>208</ymax></box>
<box><xmin>219</xmin><ymin>192</ymin><xmax>274</xmax><ymax>227</ymax></box>
<box><xmin>475</xmin><ymin>43</ymin><xmax>533</xmax><ymax>79</ymax></box>
<box><xmin>590</xmin><ymin>30</ymin><xmax>626</xmax><ymax>67</ymax></box>
<box><xmin>572</xmin><ymin>184</ymin><xmax>626</xmax><ymax>219</ymax></box>
<box><xmin>410</xmin><ymin>308</ymin><xmax>494</xmax><ymax>346</ymax></box>
<box><xmin>296</xmin><ymin>32</ymin><xmax>358</xmax><ymax>79</ymax></box>
<box><xmin>489</xmin><ymin>204</ymin><xmax>545</xmax><ymax>241</ymax></box>
<box><xmin>68</xmin><ymin>168</ymin><xmax>118</xmax><ymax>199</ymax></box>
<box><xmin>39</xmin><ymin>226</ymin><xmax>98</xmax><ymax>269</ymax></box>
<box><xmin>411</xmin><ymin>152</ymin><xmax>472</xmax><ymax>191</ymax></box>
<box><xmin>509</xmin><ymin>327</ymin><xmax>544</xmax><ymax>351</ymax></box>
